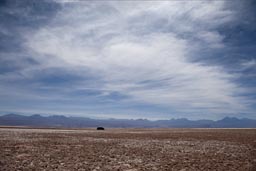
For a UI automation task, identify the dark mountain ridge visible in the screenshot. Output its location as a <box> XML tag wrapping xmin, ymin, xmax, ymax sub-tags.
<box><xmin>0</xmin><ymin>114</ymin><xmax>255</xmax><ymax>128</ymax></box>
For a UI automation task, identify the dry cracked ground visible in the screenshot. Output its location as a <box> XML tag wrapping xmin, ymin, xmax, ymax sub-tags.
<box><xmin>0</xmin><ymin>128</ymin><xmax>255</xmax><ymax>171</ymax></box>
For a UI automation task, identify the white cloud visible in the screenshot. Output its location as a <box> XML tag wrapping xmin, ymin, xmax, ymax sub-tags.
<box><xmin>241</xmin><ymin>59</ymin><xmax>256</xmax><ymax>69</ymax></box>
<box><xmin>197</xmin><ymin>31</ymin><xmax>225</xmax><ymax>48</ymax></box>
<box><xmin>23</xmin><ymin>1</ymin><xmax>251</xmax><ymax>116</ymax></box>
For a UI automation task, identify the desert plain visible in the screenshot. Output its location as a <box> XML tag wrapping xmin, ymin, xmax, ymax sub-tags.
<box><xmin>0</xmin><ymin>127</ymin><xmax>255</xmax><ymax>171</ymax></box>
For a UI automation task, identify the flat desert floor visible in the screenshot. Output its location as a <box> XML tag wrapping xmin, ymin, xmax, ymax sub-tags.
<box><xmin>0</xmin><ymin>128</ymin><xmax>255</xmax><ymax>171</ymax></box>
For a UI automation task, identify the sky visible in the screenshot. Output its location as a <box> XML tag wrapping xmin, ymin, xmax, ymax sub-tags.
<box><xmin>0</xmin><ymin>0</ymin><xmax>256</xmax><ymax>120</ymax></box>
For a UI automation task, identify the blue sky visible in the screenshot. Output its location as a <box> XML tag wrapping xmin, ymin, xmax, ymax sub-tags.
<box><xmin>0</xmin><ymin>0</ymin><xmax>256</xmax><ymax>120</ymax></box>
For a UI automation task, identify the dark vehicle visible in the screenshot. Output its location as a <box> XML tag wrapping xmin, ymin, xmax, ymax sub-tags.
<box><xmin>97</xmin><ymin>127</ymin><xmax>105</xmax><ymax>130</ymax></box>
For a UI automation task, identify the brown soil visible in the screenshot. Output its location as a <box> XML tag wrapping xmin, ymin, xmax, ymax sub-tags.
<box><xmin>0</xmin><ymin>128</ymin><xmax>255</xmax><ymax>171</ymax></box>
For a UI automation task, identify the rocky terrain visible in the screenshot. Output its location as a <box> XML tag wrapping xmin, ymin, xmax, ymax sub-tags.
<box><xmin>0</xmin><ymin>128</ymin><xmax>255</xmax><ymax>171</ymax></box>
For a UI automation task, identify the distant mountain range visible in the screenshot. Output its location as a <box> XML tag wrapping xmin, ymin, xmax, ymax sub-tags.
<box><xmin>0</xmin><ymin>114</ymin><xmax>256</xmax><ymax>128</ymax></box>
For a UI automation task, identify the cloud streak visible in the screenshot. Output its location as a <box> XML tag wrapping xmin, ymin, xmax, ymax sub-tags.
<box><xmin>1</xmin><ymin>1</ymin><xmax>256</xmax><ymax>119</ymax></box>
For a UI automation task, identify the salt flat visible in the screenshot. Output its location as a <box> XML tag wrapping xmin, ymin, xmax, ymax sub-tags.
<box><xmin>0</xmin><ymin>128</ymin><xmax>255</xmax><ymax>171</ymax></box>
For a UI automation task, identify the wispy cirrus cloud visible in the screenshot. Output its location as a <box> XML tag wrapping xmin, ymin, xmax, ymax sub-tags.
<box><xmin>1</xmin><ymin>0</ymin><xmax>256</xmax><ymax>119</ymax></box>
